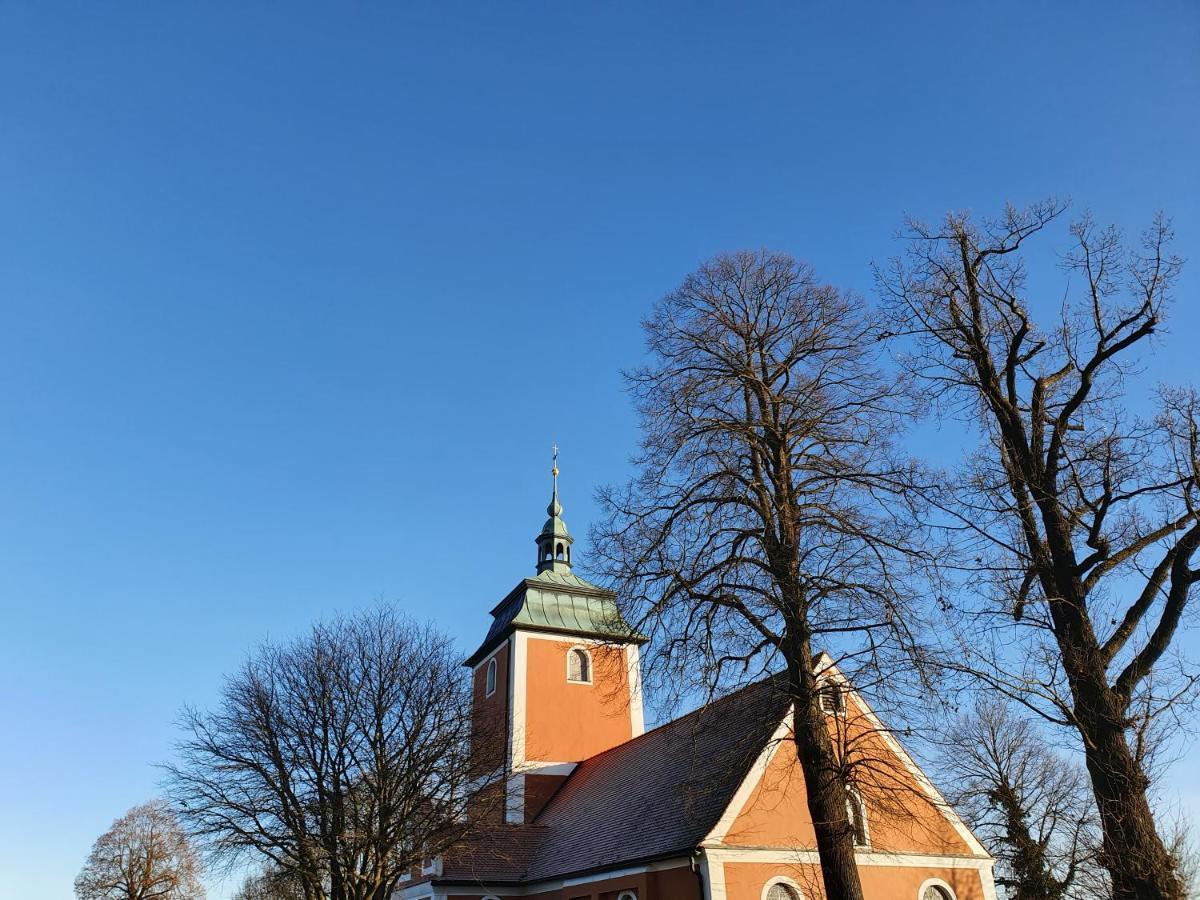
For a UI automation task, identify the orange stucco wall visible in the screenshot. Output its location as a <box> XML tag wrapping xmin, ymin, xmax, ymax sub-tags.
<box><xmin>471</xmin><ymin>640</ymin><xmax>510</xmax><ymax>772</ymax></box>
<box><xmin>523</xmin><ymin>636</ymin><xmax>633</xmax><ymax>763</ymax></box>
<box><xmin>725</xmin><ymin>694</ymin><xmax>972</xmax><ymax>855</ymax></box>
<box><xmin>721</xmin><ymin>861</ymin><xmax>987</xmax><ymax>900</ymax></box>
<box><xmin>444</xmin><ymin>861</ymin><xmax>700</xmax><ymax>899</ymax></box>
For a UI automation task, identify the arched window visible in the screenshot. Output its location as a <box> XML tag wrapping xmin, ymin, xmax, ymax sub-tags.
<box><xmin>567</xmin><ymin>647</ymin><xmax>592</xmax><ymax>683</ymax></box>
<box><xmin>919</xmin><ymin>882</ymin><xmax>955</xmax><ymax>900</ymax></box>
<box><xmin>485</xmin><ymin>658</ymin><xmax>497</xmax><ymax>697</ymax></box>
<box><xmin>763</xmin><ymin>879</ymin><xmax>803</xmax><ymax>900</ymax></box>
<box><xmin>846</xmin><ymin>786</ymin><xmax>869</xmax><ymax>847</ymax></box>
<box><xmin>616</xmin><ymin>892</ymin><xmax>637</xmax><ymax>900</ymax></box>
<box><xmin>556</xmin><ymin>542</ymin><xmax>565</xmax><ymax>560</ymax></box>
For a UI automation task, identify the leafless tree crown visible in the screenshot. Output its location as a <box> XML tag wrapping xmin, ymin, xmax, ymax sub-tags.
<box><xmin>75</xmin><ymin>799</ymin><xmax>204</xmax><ymax>900</ymax></box>
<box><xmin>593</xmin><ymin>250</ymin><xmax>934</xmax><ymax>900</ymax></box>
<box><xmin>879</xmin><ymin>202</ymin><xmax>1196</xmax><ymax>900</ymax></box>
<box><xmin>166</xmin><ymin>607</ymin><xmax>499</xmax><ymax>900</ymax></box>
<box><xmin>940</xmin><ymin>700</ymin><xmax>1107</xmax><ymax>900</ymax></box>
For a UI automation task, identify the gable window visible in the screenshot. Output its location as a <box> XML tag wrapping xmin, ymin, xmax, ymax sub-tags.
<box><xmin>764</xmin><ymin>879</ymin><xmax>803</xmax><ymax>900</ymax></box>
<box><xmin>818</xmin><ymin>682</ymin><xmax>845</xmax><ymax>715</ymax></box>
<box><xmin>566</xmin><ymin>647</ymin><xmax>592</xmax><ymax>683</ymax></box>
<box><xmin>485</xmin><ymin>658</ymin><xmax>497</xmax><ymax>697</ymax></box>
<box><xmin>846</xmin><ymin>786</ymin><xmax>869</xmax><ymax>847</ymax></box>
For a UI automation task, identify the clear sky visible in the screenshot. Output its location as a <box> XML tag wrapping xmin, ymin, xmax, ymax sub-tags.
<box><xmin>1</xmin><ymin>3</ymin><xmax>1197</xmax><ymax>897</ymax></box>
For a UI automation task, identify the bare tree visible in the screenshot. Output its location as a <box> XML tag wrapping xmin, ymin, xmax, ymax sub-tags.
<box><xmin>166</xmin><ymin>607</ymin><xmax>498</xmax><ymax>900</ymax></box>
<box><xmin>940</xmin><ymin>700</ymin><xmax>1106</xmax><ymax>900</ymax></box>
<box><xmin>880</xmin><ymin>202</ymin><xmax>1198</xmax><ymax>900</ymax></box>
<box><xmin>75</xmin><ymin>799</ymin><xmax>204</xmax><ymax>900</ymax></box>
<box><xmin>593</xmin><ymin>250</ymin><xmax>931</xmax><ymax>900</ymax></box>
<box><xmin>232</xmin><ymin>866</ymin><xmax>306</xmax><ymax>900</ymax></box>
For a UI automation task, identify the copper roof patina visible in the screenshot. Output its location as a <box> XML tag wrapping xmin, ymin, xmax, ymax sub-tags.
<box><xmin>465</xmin><ymin>568</ymin><xmax>644</xmax><ymax>666</ymax></box>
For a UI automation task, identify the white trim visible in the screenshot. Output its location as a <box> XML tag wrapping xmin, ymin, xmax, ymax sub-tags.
<box><xmin>814</xmin><ymin>655</ymin><xmax>991</xmax><ymax>859</ymax></box>
<box><xmin>471</xmin><ymin>644</ymin><xmax>505</xmax><ymax>672</ymax></box>
<box><xmin>513</xmin><ymin>760</ymin><xmax>577</xmax><ymax>776</ymax></box>
<box><xmin>698</xmin><ymin>849</ymin><xmax>725</xmax><ymax>900</ymax></box>
<box><xmin>506</xmin><ymin>631</ymin><xmax>525</xmax><ymax>824</ymax></box>
<box><xmin>616</xmin><ymin>892</ymin><xmax>637</xmax><ymax>900</ymax></box>
<box><xmin>505</xmin><ymin>773</ymin><xmax>524</xmax><ymax>824</ymax></box>
<box><xmin>566</xmin><ymin>645</ymin><xmax>593</xmax><ymax>684</ymax></box>
<box><xmin>704</xmin><ymin>847</ymin><xmax>993</xmax><ymax>868</ymax></box>
<box><xmin>761</xmin><ymin>875</ymin><xmax>804</xmax><ymax>900</ymax></box>
<box><xmin>419</xmin><ymin>856</ymin><xmax>442</xmax><ymax>877</ymax></box>
<box><xmin>523</xmin><ymin>631</ymin><xmax>625</xmax><ymax>647</ymax></box>
<box><xmin>627</xmin><ymin>642</ymin><xmax>645</xmax><ymax>736</ymax></box>
<box><xmin>485</xmin><ymin>657</ymin><xmax>498</xmax><ymax>698</ymax></box>
<box><xmin>917</xmin><ymin>877</ymin><xmax>957</xmax><ymax>900</ymax></box>
<box><xmin>705</xmin><ymin>709</ymin><xmax>794</xmax><ymax>844</ymax></box>
<box><xmin>395</xmin><ymin>858</ymin><xmax>693</xmax><ymax>899</ymax></box>
<box><xmin>510</xmin><ymin>632</ymin><xmax>528</xmax><ymax>770</ymax></box>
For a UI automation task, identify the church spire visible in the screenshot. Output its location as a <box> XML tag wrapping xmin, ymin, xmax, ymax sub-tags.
<box><xmin>536</xmin><ymin>445</ymin><xmax>574</xmax><ymax>574</ymax></box>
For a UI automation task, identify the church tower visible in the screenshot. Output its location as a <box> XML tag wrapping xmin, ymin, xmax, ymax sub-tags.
<box><xmin>465</xmin><ymin>452</ymin><xmax>646</xmax><ymax>824</ymax></box>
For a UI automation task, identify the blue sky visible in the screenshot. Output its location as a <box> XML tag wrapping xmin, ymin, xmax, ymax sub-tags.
<box><xmin>1</xmin><ymin>3</ymin><xmax>1197</xmax><ymax>897</ymax></box>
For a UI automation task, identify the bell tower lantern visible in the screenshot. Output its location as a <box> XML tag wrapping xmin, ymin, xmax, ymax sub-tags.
<box><xmin>465</xmin><ymin>451</ymin><xmax>646</xmax><ymax>824</ymax></box>
<box><xmin>535</xmin><ymin>446</ymin><xmax>574</xmax><ymax>574</ymax></box>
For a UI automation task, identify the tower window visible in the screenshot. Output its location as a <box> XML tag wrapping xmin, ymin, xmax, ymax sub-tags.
<box><xmin>566</xmin><ymin>647</ymin><xmax>592</xmax><ymax>683</ymax></box>
<box><xmin>556</xmin><ymin>542</ymin><xmax>565</xmax><ymax>560</ymax></box>
<box><xmin>485</xmin><ymin>658</ymin><xmax>497</xmax><ymax>698</ymax></box>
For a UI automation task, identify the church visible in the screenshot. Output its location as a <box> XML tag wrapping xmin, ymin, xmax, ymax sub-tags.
<box><xmin>395</xmin><ymin>470</ymin><xmax>998</xmax><ymax>900</ymax></box>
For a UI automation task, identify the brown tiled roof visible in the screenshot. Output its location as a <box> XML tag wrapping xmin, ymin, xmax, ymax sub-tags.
<box><xmin>439</xmin><ymin>823</ymin><xmax>547</xmax><ymax>883</ymax></box>
<box><xmin>521</xmin><ymin>673</ymin><xmax>791</xmax><ymax>881</ymax></box>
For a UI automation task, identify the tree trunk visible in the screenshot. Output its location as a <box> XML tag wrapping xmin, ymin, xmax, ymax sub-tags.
<box><xmin>788</xmin><ymin>646</ymin><xmax>865</xmax><ymax>900</ymax></box>
<box><xmin>1074</xmin><ymin>680</ymin><xmax>1183</xmax><ymax>900</ymax></box>
<box><xmin>1033</xmin><ymin>492</ymin><xmax>1184</xmax><ymax>900</ymax></box>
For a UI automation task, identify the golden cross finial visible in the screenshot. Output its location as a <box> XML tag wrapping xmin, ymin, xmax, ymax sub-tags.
<box><xmin>551</xmin><ymin>443</ymin><xmax>559</xmax><ymax>489</ymax></box>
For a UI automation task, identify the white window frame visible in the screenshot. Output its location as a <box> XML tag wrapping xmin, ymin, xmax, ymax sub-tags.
<box><xmin>616</xmin><ymin>892</ymin><xmax>637</xmax><ymax>900</ymax></box>
<box><xmin>761</xmin><ymin>876</ymin><xmax>804</xmax><ymax>900</ymax></box>
<box><xmin>485</xmin><ymin>657</ymin><xmax>497</xmax><ymax>697</ymax></box>
<box><xmin>566</xmin><ymin>646</ymin><xmax>593</xmax><ymax>684</ymax></box>
<box><xmin>819</xmin><ymin>680</ymin><xmax>845</xmax><ymax>714</ymax></box>
<box><xmin>846</xmin><ymin>784</ymin><xmax>870</xmax><ymax>848</ymax></box>
<box><xmin>917</xmin><ymin>879</ymin><xmax>957</xmax><ymax>900</ymax></box>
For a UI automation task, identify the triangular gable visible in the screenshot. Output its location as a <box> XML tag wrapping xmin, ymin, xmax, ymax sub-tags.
<box><xmin>815</xmin><ymin>655</ymin><xmax>989</xmax><ymax>858</ymax></box>
<box><xmin>703</xmin><ymin>655</ymin><xmax>990</xmax><ymax>859</ymax></box>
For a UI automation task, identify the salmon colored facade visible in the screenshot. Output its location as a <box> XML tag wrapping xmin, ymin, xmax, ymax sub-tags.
<box><xmin>398</xmin><ymin>472</ymin><xmax>996</xmax><ymax>900</ymax></box>
<box><xmin>523</xmin><ymin>636</ymin><xmax>634</xmax><ymax>764</ymax></box>
<box><xmin>437</xmin><ymin>862</ymin><xmax>701</xmax><ymax>900</ymax></box>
